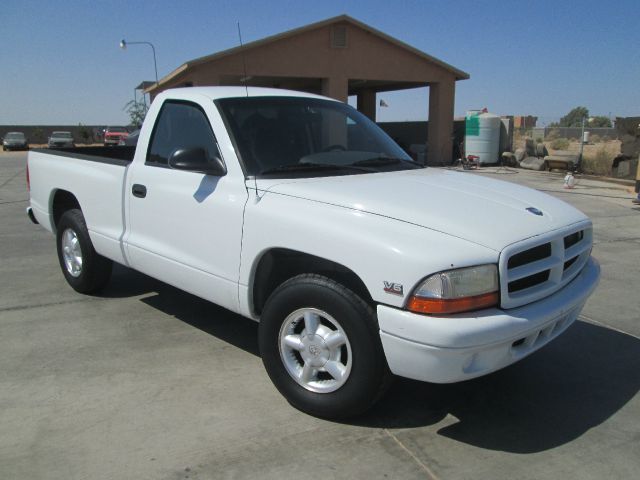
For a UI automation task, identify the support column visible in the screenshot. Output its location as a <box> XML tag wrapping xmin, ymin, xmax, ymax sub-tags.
<box><xmin>357</xmin><ymin>89</ymin><xmax>376</xmax><ymax>121</ymax></box>
<box><xmin>427</xmin><ymin>80</ymin><xmax>455</xmax><ymax>165</ymax></box>
<box><xmin>321</xmin><ymin>76</ymin><xmax>348</xmax><ymax>102</ymax></box>
<box><xmin>321</xmin><ymin>76</ymin><xmax>349</xmax><ymax>147</ymax></box>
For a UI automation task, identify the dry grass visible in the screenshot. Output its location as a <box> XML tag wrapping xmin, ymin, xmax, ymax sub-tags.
<box><xmin>554</xmin><ymin>139</ymin><xmax>621</xmax><ymax>176</ymax></box>
<box><xmin>550</xmin><ymin>138</ymin><xmax>570</xmax><ymax>150</ymax></box>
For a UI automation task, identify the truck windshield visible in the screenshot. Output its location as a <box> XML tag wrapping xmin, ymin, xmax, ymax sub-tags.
<box><xmin>216</xmin><ymin>96</ymin><xmax>420</xmax><ymax>177</ymax></box>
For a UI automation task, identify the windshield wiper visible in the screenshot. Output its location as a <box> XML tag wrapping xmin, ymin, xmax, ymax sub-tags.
<box><xmin>260</xmin><ymin>162</ymin><xmax>373</xmax><ymax>175</ymax></box>
<box><xmin>352</xmin><ymin>156</ymin><xmax>423</xmax><ymax>168</ymax></box>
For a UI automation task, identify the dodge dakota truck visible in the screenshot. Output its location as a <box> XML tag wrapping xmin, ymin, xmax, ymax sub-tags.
<box><xmin>27</xmin><ymin>87</ymin><xmax>600</xmax><ymax>418</ymax></box>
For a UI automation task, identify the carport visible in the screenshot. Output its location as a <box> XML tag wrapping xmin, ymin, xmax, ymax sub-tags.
<box><xmin>146</xmin><ymin>15</ymin><xmax>469</xmax><ymax>164</ymax></box>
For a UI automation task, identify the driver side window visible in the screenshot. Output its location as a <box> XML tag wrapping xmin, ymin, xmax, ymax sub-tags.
<box><xmin>146</xmin><ymin>101</ymin><xmax>222</xmax><ymax>168</ymax></box>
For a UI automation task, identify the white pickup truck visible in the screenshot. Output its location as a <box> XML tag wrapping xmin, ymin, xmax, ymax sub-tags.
<box><xmin>27</xmin><ymin>87</ymin><xmax>600</xmax><ymax>418</ymax></box>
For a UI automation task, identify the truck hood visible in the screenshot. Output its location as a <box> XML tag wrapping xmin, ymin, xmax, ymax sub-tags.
<box><xmin>257</xmin><ymin>169</ymin><xmax>588</xmax><ymax>252</ymax></box>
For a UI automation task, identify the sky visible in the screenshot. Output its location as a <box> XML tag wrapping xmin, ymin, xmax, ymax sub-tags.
<box><xmin>1</xmin><ymin>0</ymin><xmax>638</xmax><ymax>126</ymax></box>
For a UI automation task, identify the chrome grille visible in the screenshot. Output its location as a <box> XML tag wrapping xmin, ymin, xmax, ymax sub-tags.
<box><xmin>499</xmin><ymin>222</ymin><xmax>592</xmax><ymax>309</ymax></box>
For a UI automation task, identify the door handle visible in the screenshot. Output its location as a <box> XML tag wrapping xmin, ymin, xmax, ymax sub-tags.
<box><xmin>132</xmin><ymin>184</ymin><xmax>147</xmax><ymax>198</ymax></box>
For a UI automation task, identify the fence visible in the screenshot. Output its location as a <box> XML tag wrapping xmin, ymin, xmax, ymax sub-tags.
<box><xmin>530</xmin><ymin>127</ymin><xmax>618</xmax><ymax>141</ymax></box>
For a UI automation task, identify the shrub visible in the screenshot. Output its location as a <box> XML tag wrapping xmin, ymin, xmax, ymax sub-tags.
<box><xmin>582</xmin><ymin>146</ymin><xmax>612</xmax><ymax>176</ymax></box>
<box><xmin>551</xmin><ymin>138</ymin><xmax>570</xmax><ymax>150</ymax></box>
<box><xmin>546</xmin><ymin>129</ymin><xmax>560</xmax><ymax>140</ymax></box>
<box><xmin>78</xmin><ymin>123</ymin><xmax>91</xmax><ymax>144</ymax></box>
<box><xmin>589</xmin><ymin>134</ymin><xmax>601</xmax><ymax>144</ymax></box>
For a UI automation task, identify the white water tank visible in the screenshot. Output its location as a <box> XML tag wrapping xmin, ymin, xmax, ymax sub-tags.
<box><xmin>465</xmin><ymin>111</ymin><xmax>501</xmax><ymax>164</ymax></box>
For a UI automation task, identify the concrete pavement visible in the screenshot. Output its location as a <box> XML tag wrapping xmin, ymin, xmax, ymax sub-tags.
<box><xmin>1</xmin><ymin>151</ymin><xmax>639</xmax><ymax>479</ymax></box>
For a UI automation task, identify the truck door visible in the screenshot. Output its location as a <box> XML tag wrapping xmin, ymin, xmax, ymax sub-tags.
<box><xmin>126</xmin><ymin>99</ymin><xmax>248</xmax><ymax>312</ymax></box>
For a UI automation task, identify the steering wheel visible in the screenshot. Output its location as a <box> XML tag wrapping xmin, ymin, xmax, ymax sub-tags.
<box><xmin>322</xmin><ymin>144</ymin><xmax>346</xmax><ymax>152</ymax></box>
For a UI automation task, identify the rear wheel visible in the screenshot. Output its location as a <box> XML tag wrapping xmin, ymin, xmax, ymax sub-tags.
<box><xmin>56</xmin><ymin>209</ymin><xmax>112</xmax><ymax>294</ymax></box>
<box><xmin>259</xmin><ymin>274</ymin><xmax>390</xmax><ymax>418</ymax></box>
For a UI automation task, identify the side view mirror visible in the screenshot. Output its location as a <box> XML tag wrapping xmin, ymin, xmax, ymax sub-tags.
<box><xmin>168</xmin><ymin>147</ymin><xmax>227</xmax><ymax>176</ymax></box>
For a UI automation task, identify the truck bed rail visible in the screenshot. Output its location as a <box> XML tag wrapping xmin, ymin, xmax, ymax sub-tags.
<box><xmin>31</xmin><ymin>146</ymin><xmax>136</xmax><ymax>166</ymax></box>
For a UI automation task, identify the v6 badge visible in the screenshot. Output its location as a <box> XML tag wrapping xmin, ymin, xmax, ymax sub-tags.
<box><xmin>383</xmin><ymin>281</ymin><xmax>403</xmax><ymax>295</ymax></box>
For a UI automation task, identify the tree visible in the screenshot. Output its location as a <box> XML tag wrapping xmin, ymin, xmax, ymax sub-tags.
<box><xmin>78</xmin><ymin>123</ymin><xmax>91</xmax><ymax>144</ymax></box>
<box><xmin>124</xmin><ymin>100</ymin><xmax>148</xmax><ymax>128</ymax></box>
<box><xmin>588</xmin><ymin>116</ymin><xmax>612</xmax><ymax>128</ymax></box>
<box><xmin>555</xmin><ymin>106</ymin><xmax>589</xmax><ymax>127</ymax></box>
<box><xmin>550</xmin><ymin>108</ymin><xmax>613</xmax><ymax>128</ymax></box>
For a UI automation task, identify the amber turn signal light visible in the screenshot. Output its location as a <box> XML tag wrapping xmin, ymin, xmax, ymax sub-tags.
<box><xmin>407</xmin><ymin>291</ymin><xmax>499</xmax><ymax>315</ymax></box>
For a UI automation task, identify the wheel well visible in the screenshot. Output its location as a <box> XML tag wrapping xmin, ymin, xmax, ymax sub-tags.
<box><xmin>252</xmin><ymin>248</ymin><xmax>374</xmax><ymax>315</ymax></box>
<box><xmin>52</xmin><ymin>190</ymin><xmax>81</xmax><ymax>230</ymax></box>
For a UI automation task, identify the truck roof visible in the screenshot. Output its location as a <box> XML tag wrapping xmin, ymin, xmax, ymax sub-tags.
<box><xmin>155</xmin><ymin>86</ymin><xmax>337</xmax><ymax>102</ymax></box>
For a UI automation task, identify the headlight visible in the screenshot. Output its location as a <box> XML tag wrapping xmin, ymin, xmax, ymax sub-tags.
<box><xmin>407</xmin><ymin>264</ymin><xmax>499</xmax><ymax>314</ymax></box>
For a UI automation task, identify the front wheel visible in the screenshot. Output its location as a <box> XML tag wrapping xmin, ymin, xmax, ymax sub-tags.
<box><xmin>259</xmin><ymin>274</ymin><xmax>390</xmax><ymax>418</ymax></box>
<box><xmin>56</xmin><ymin>209</ymin><xmax>112</xmax><ymax>294</ymax></box>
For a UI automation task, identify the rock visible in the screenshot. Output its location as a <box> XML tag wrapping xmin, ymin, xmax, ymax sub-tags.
<box><xmin>525</xmin><ymin>138</ymin><xmax>536</xmax><ymax>157</ymax></box>
<box><xmin>500</xmin><ymin>152</ymin><xmax>517</xmax><ymax>167</ymax></box>
<box><xmin>535</xmin><ymin>143</ymin><xmax>549</xmax><ymax>158</ymax></box>
<box><xmin>519</xmin><ymin>156</ymin><xmax>547</xmax><ymax>171</ymax></box>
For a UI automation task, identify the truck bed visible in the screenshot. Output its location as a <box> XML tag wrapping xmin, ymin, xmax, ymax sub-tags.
<box><xmin>32</xmin><ymin>146</ymin><xmax>136</xmax><ymax>166</ymax></box>
<box><xmin>28</xmin><ymin>146</ymin><xmax>134</xmax><ymax>265</ymax></box>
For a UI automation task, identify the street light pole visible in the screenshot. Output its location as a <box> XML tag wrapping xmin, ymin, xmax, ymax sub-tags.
<box><xmin>119</xmin><ymin>39</ymin><xmax>159</xmax><ymax>85</ymax></box>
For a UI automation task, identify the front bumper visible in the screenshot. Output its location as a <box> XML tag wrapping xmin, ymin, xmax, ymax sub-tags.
<box><xmin>378</xmin><ymin>257</ymin><xmax>600</xmax><ymax>383</ymax></box>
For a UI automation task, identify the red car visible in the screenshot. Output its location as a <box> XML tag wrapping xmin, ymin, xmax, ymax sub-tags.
<box><xmin>103</xmin><ymin>127</ymin><xmax>129</xmax><ymax>146</ymax></box>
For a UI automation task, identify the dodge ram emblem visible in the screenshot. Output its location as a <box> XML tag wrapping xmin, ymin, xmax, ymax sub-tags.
<box><xmin>308</xmin><ymin>345</ymin><xmax>321</xmax><ymax>356</ymax></box>
<box><xmin>526</xmin><ymin>207</ymin><xmax>543</xmax><ymax>216</ymax></box>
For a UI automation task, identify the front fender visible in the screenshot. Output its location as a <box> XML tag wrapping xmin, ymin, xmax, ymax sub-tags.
<box><xmin>240</xmin><ymin>192</ymin><xmax>498</xmax><ymax>311</ymax></box>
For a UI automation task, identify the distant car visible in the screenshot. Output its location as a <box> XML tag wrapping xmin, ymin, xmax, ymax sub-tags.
<box><xmin>118</xmin><ymin>129</ymin><xmax>139</xmax><ymax>146</ymax></box>
<box><xmin>48</xmin><ymin>131</ymin><xmax>75</xmax><ymax>149</ymax></box>
<box><xmin>3</xmin><ymin>132</ymin><xmax>29</xmax><ymax>151</ymax></box>
<box><xmin>104</xmin><ymin>127</ymin><xmax>129</xmax><ymax>146</ymax></box>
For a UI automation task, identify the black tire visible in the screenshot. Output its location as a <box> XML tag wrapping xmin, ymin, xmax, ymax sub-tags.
<box><xmin>259</xmin><ymin>274</ymin><xmax>391</xmax><ymax>419</ymax></box>
<box><xmin>56</xmin><ymin>209</ymin><xmax>112</xmax><ymax>294</ymax></box>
